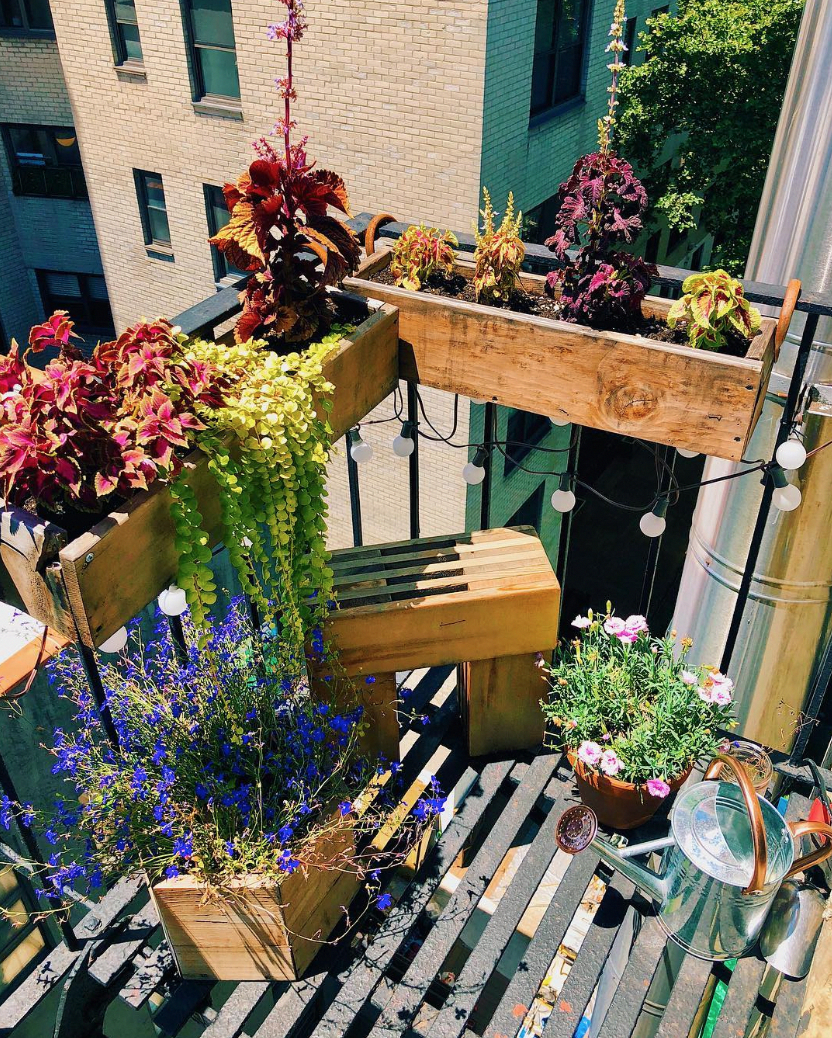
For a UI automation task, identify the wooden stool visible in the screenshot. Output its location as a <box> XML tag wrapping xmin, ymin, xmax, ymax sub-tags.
<box><xmin>309</xmin><ymin>526</ymin><xmax>560</xmax><ymax>759</ymax></box>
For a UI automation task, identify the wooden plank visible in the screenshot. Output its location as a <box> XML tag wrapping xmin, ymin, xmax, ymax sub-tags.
<box><xmin>321</xmin><ymin>302</ymin><xmax>399</xmax><ymax>441</ymax></box>
<box><xmin>35</xmin><ymin>301</ymin><xmax>398</xmax><ymax>648</ymax></box>
<box><xmin>346</xmin><ymin>254</ymin><xmax>777</xmax><ymax>461</ymax></box>
<box><xmin>330</xmin><ymin>536</ymin><xmax>543</xmax><ymax>575</ymax></box>
<box><xmin>329</xmin><ymin>525</ymin><xmax>536</xmax><ymax>563</ymax></box>
<box><xmin>0</xmin><ymin>505</ymin><xmax>73</xmax><ymax>640</ymax></box>
<box><xmin>333</xmin><ymin>551</ymin><xmax>551</xmax><ymax>596</ymax></box>
<box><xmin>325</xmin><ymin>582</ymin><xmax>561</xmax><ymax>675</ymax></box>
<box><xmin>793</xmin><ymin>917</ymin><xmax>832</xmax><ymax>1038</ymax></box>
<box><xmin>459</xmin><ymin>651</ymin><xmax>550</xmax><ymax>756</ymax></box>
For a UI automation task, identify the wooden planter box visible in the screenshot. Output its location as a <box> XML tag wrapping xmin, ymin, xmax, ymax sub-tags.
<box><xmin>346</xmin><ymin>250</ymin><xmax>777</xmax><ymax>462</ymax></box>
<box><xmin>0</xmin><ymin>296</ymin><xmax>399</xmax><ymax>647</ymax></box>
<box><xmin>151</xmin><ymin>829</ymin><xmax>360</xmax><ymax>980</ymax></box>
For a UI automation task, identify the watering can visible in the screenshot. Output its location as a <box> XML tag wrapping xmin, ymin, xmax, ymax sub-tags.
<box><xmin>555</xmin><ymin>754</ymin><xmax>832</xmax><ymax>961</ymax></box>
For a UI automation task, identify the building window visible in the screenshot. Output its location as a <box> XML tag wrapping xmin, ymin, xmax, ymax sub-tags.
<box><xmin>623</xmin><ymin>16</ymin><xmax>637</xmax><ymax>65</ymax></box>
<box><xmin>204</xmin><ymin>184</ymin><xmax>246</xmax><ymax>282</ymax></box>
<box><xmin>525</xmin><ymin>194</ymin><xmax>562</xmax><ymax>245</ymax></box>
<box><xmin>690</xmin><ymin>241</ymin><xmax>705</xmax><ymax>271</ymax></box>
<box><xmin>530</xmin><ymin>0</ymin><xmax>590</xmax><ymax>119</ymax></box>
<box><xmin>37</xmin><ymin>271</ymin><xmax>115</xmax><ymax>337</ymax></box>
<box><xmin>2</xmin><ymin>124</ymin><xmax>87</xmax><ymax>199</ymax></box>
<box><xmin>183</xmin><ymin>0</ymin><xmax>240</xmax><ymax>102</ymax></box>
<box><xmin>645</xmin><ymin>229</ymin><xmax>661</xmax><ymax>263</ymax></box>
<box><xmin>0</xmin><ymin>0</ymin><xmax>53</xmax><ymax>32</ymax></box>
<box><xmin>106</xmin><ymin>0</ymin><xmax>143</xmax><ymax>65</ymax></box>
<box><xmin>504</xmin><ymin>410</ymin><xmax>552</xmax><ymax>476</ymax></box>
<box><xmin>507</xmin><ymin>483</ymin><xmax>545</xmax><ymax>533</ymax></box>
<box><xmin>134</xmin><ymin>169</ymin><xmax>172</xmax><ymax>252</ymax></box>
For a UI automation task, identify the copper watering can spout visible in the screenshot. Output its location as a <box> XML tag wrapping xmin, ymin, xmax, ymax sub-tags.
<box><xmin>555</xmin><ymin>754</ymin><xmax>832</xmax><ymax>961</ymax></box>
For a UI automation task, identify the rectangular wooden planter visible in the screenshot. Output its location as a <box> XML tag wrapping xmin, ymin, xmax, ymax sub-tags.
<box><xmin>151</xmin><ymin>829</ymin><xmax>360</xmax><ymax>980</ymax></box>
<box><xmin>345</xmin><ymin>250</ymin><xmax>777</xmax><ymax>462</ymax></box>
<box><xmin>0</xmin><ymin>296</ymin><xmax>399</xmax><ymax>647</ymax></box>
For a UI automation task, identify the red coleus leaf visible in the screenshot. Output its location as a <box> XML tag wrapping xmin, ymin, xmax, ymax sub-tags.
<box><xmin>28</xmin><ymin>311</ymin><xmax>81</xmax><ymax>357</ymax></box>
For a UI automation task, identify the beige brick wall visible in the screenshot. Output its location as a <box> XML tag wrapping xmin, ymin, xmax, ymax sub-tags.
<box><xmin>49</xmin><ymin>0</ymin><xmax>489</xmax><ymax>331</ymax></box>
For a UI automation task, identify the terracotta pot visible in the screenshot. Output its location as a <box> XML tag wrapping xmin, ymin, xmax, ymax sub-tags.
<box><xmin>567</xmin><ymin>752</ymin><xmax>692</xmax><ymax>830</ymax></box>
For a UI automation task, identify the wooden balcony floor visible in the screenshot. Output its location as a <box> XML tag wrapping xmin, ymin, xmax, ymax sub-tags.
<box><xmin>1</xmin><ymin>666</ymin><xmax>813</xmax><ymax>1038</ymax></box>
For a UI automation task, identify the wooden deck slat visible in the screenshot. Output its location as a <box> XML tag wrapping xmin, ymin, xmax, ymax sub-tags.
<box><xmin>654</xmin><ymin>951</ymin><xmax>715</xmax><ymax>1038</ymax></box>
<box><xmin>710</xmin><ymin>956</ymin><xmax>767</xmax><ymax>1038</ymax></box>
<box><xmin>365</xmin><ymin>755</ymin><xmax>561</xmax><ymax>1038</ymax></box>
<box><xmin>594</xmin><ymin>914</ymin><xmax>668</xmax><ymax>1038</ymax></box>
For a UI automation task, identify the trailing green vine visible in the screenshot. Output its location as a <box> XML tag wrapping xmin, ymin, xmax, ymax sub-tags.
<box><xmin>168</xmin><ymin>328</ymin><xmax>348</xmax><ymax>655</ymax></box>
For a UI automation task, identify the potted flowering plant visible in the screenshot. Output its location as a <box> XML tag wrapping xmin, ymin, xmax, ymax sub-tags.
<box><xmin>347</xmin><ymin>1</ymin><xmax>780</xmax><ymax>462</ymax></box>
<box><xmin>5</xmin><ymin>600</ymin><xmax>443</xmax><ymax>980</ymax></box>
<box><xmin>542</xmin><ymin>607</ymin><xmax>735</xmax><ymax>829</ymax></box>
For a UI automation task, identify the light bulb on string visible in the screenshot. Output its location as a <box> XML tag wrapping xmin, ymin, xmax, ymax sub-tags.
<box><xmin>551</xmin><ymin>471</ymin><xmax>576</xmax><ymax>513</ymax></box>
<box><xmin>99</xmin><ymin>626</ymin><xmax>128</xmax><ymax>654</ymax></box>
<box><xmin>348</xmin><ymin>428</ymin><xmax>373</xmax><ymax>464</ymax></box>
<box><xmin>462</xmin><ymin>446</ymin><xmax>488</xmax><ymax>486</ymax></box>
<box><xmin>769</xmin><ymin>465</ymin><xmax>802</xmax><ymax>511</ymax></box>
<box><xmin>550</xmin><ymin>415</ymin><xmax>571</xmax><ymax>428</ymax></box>
<box><xmin>158</xmin><ymin>584</ymin><xmax>188</xmax><ymax>616</ymax></box>
<box><xmin>639</xmin><ymin>498</ymin><xmax>668</xmax><ymax>538</ymax></box>
<box><xmin>392</xmin><ymin>420</ymin><xmax>416</xmax><ymax>458</ymax></box>
<box><xmin>775</xmin><ymin>437</ymin><xmax>807</xmax><ymax>471</ymax></box>
<box><xmin>677</xmin><ymin>447</ymin><xmax>700</xmax><ymax>459</ymax></box>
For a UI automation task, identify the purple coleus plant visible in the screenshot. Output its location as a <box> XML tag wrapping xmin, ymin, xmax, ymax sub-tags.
<box><xmin>545</xmin><ymin>0</ymin><xmax>656</xmax><ymax>332</ymax></box>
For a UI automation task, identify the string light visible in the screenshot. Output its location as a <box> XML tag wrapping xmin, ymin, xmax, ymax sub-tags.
<box><xmin>462</xmin><ymin>446</ymin><xmax>489</xmax><ymax>485</ymax></box>
<box><xmin>392</xmin><ymin>420</ymin><xmax>416</xmax><ymax>457</ymax></box>
<box><xmin>775</xmin><ymin>437</ymin><xmax>807</xmax><ymax>471</ymax></box>
<box><xmin>348</xmin><ymin>428</ymin><xmax>373</xmax><ymax>464</ymax></box>
<box><xmin>551</xmin><ymin>472</ymin><xmax>576</xmax><ymax>512</ymax></box>
<box><xmin>158</xmin><ymin>584</ymin><xmax>188</xmax><ymax>616</ymax></box>
<box><xmin>770</xmin><ymin>465</ymin><xmax>802</xmax><ymax>511</ymax></box>
<box><xmin>550</xmin><ymin>416</ymin><xmax>571</xmax><ymax>428</ymax></box>
<box><xmin>639</xmin><ymin>499</ymin><xmax>668</xmax><ymax>538</ymax></box>
<box><xmin>677</xmin><ymin>448</ymin><xmax>700</xmax><ymax>459</ymax></box>
<box><xmin>99</xmin><ymin>626</ymin><xmax>128</xmax><ymax>654</ymax></box>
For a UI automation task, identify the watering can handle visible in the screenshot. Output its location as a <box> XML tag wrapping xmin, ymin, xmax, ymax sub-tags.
<box><xmin>784</xmin><ymin>820</ymin><xmax>832</xmax><ymax>879</ymax></box>
<box><xmin>703</xmin><ymin>754</ymin><xmax>768</xmax><ymax>894</ymax></box>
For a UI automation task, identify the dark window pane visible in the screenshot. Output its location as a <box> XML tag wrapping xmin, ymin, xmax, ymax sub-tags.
<box><xmin>23</xmin><ymin>0</ymin><xmax>52</xmax><ymax>29</ymax></box>
<box><xmin>0</xmin><ymin>0</ymin><xmax>24</xmax><ymax>28</ymax></box>
<box><xmin>507</xmin><ymin>484</ymin><xmax>545</xmax><ymax>532</ymax></box>
<box><xmin>114</xmin><ymin>0</ymin><xmax>136</xmax><ymax>23</ymax></box>
<box><xmin>206</xmin><ymin>184</ymin><xmax>245</xmax><ymax>278</ymax></box>
<box><xmin>120</xmin><ymin>21</ymin><xmax>142</xmax><ymax>60</ymax></box>
<box><xmin>44</xmin><ymin>271</ymin><xmax>81</xmax><ymax>298</ymax></box>
<box><xmin>9</xmin><ymin>125</ymin><xmax>47</xmax><ymax>163</ymax></box>
<box><xmin>143</xmin><ymin>174</ymin><xmax>165</xmax><ymax>207</ymax></box>
<box><xmin>533</xmin><ymin>0</ymin><xmax>556</xmax><ymax>53</ymax></box>
<box><xmin>148</xmin><ymin>206</ymin><xmax>170</xmax><ymax>245</ymax></box>
<box><xmin>53</xmin><ymin>129</ymin><xmax>80</xmax><ymax>166</ymax></box>
<box><xmin>530</xmin><ymin>55</ymin><xmax>553</xmax><ymax>116</ymax></box>
<box><xmin>554</xmin><ymin>43</ymin><xmax>582</xmax><ymax>104</ymax></box>
<box><xmin>623</xmin><ymin>16</ymin><xmax>637</xmax><ymax>65</ymax></box>
<box><xmin>504</xmin><ymin>410</ymin><xmax>551</xmax><ymax>475</ymax></box>
<box><xmin>190</xmin><ymin>0</ymin><xmax>234</xmax><ymax>47</ymax></box>
<box><xmin>197</xmin><ymin>46</ymin><xmax>239</xmax><ymax>98</ymax></box>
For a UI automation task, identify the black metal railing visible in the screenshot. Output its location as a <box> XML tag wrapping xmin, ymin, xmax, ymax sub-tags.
<box><xmin>11</xmin><ymin>165</ymin><xmax>88</xmax><ymax>201</ymax></box>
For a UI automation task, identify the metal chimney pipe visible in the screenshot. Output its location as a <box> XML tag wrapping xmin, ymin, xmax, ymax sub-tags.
<box><xmin>671</xmin><ymin>0</ymin><xmax>832</xmax><ymax>751</ymax></box>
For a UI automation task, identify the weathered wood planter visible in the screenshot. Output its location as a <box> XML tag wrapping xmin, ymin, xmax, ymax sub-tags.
<box><xmin>151</xmin><ymin>829</ymin><xmax>360</xmax><ymax>980</ymax></box>
<box><xmin>346</xmin><ymin>248</ymin><xmax>779</xmax><ymax>462</ymax></box>
<box><xmin>0</xmin><ymin>296</ymin><xmax>399</xmax><ymax>647</ymax></box>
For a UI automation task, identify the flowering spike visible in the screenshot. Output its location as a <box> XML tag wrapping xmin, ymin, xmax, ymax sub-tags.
<box><xmin>598</xmin><ymin>0</ymin><xmax>628</xmax><ymax>154</ymax></box>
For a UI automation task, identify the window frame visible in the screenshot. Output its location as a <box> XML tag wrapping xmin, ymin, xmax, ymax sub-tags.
<box><xmin>180</xmin><ymin>0</ymin><xmax>240</xmax><ymax>106</ymax></box>
<box><xmin>1</xmin><ymin>123</ymin><xmax>87</xmax><ymax>200</ymax></box>
<box><xmin>203</xmin><ymin>183</ymin><xmax>246</xmax><ymax>284</ymax></box>
<box><xmin>530</xmin><ymin>0</ymin><xmax>592</xmax><ymax>124</ymax></box>
<box><xmin>36</xmin><ymin>269</ymin><xmax>115</xmax><ymax>338</ymax></box>
<box><xmin>0</xmin><ymin>0</ymin><xmax>54</xmax><ymax>35</ymax></box>
<box><xmin>104</xmin><ymin>0</ymin><xmax>144</xmax><ymax>69</ymax></box>
<box><xmin>134</xmin><ymin>168</ymin><xmax>173</xmax><ymax>257</ymax></box>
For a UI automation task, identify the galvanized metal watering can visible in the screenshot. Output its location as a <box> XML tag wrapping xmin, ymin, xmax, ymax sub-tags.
<box><xmin>555</xmin><ymin>754</ymin><xmax>832</xmax><ymax>961</ymax></box>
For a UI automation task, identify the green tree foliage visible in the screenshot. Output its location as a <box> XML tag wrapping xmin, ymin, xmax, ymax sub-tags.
<box><xmin>617</xmin><ymin>0</ymin><xmax>804</xmax><ymax>273</ymax></box>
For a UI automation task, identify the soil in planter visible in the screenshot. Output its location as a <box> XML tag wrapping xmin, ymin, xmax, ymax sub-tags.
<box><xmin>260</xmin><ymin>293</ymin><xmax>370</xmax><ymax>357</ymax></box>
<box><xmin>368</xmin><ymin>268</ymin><xmax>751</xmax><ymax>358</ymax></box>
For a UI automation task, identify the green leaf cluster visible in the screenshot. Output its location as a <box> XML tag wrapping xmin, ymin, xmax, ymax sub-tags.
<box><xmin>617</xmin><ymin>0</ymin><xmax>804</xmax><ymax>273</ymax></box>
<box><xmin>542</xmin><ymin>609</ymin><xmax>736</xmax><ymax>785</ymax></box>
<box><xmin>169</xmin><ymin>329</ymin><xmax>348</xmax><ymax>652</ymax></box>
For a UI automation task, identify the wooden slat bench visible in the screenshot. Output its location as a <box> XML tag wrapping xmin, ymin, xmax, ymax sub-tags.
<box><xmin>310</xmin><ymin>526</ymin><xmax>561</xmax><ymax>758</ymax></box>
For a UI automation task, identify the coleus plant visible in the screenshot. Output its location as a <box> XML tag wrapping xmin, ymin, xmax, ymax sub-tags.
<box><xmin>545</xmin><ymin>0</ymin><xmax>656</xmax><ymax>331</ymax></box>
<box><xmin>0</xmin><ymin>313</ymin><xmax>225</xmax><ymax>516</ymax></box>
<box><xmin>209</xmin><ymin>0</ymin><xmax>361</xmax><ymax>347</ymax></box>
<box><xmin>667</xmin><ymin>270</ymin><xmax>761</xmax><ymax>350</ymax></box>
<box><xmin>472</xmin><ymin>188</ymin><xmax>525</xmax><ymax>304</ymax></box>
<box><xmin>390</xmin><ymin>224</ymin><xmax>458</xmax><ymax>291</ymax></box>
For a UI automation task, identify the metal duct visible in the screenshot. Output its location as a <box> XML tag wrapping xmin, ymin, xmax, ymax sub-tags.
<box><xmin>671</xmin><ymin>0</ymin><xmax>832</xmax><ymax>751</ymax></box>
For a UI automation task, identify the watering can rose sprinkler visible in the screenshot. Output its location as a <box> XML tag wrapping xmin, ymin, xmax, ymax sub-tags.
<box><xmin>556</xmin><ymin>754</ymin><xmax>832</xmax><ymax>961</ymax></box>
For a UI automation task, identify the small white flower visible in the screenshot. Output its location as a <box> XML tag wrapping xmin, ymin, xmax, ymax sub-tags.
<box><xmin>571</xmin><ymin>615</ymin><xmax>592</xmax><ymax>629</ymax></box>
<box><xmin>681</xmin><ymin>671</ymin><xmax>698</xmax><ymax>686</ymax></box>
